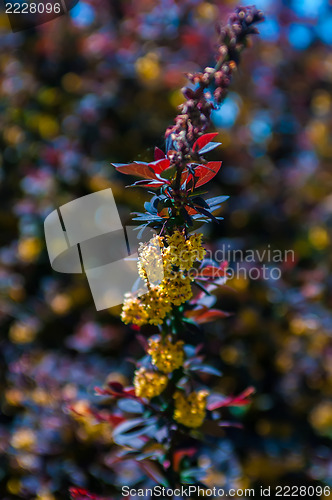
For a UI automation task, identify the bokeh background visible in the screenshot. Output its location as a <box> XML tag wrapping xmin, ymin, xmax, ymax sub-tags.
<box><xmin>1</xmin><ymin>0</ymin><xmax>332</xmax><ymax>498</ymax></box>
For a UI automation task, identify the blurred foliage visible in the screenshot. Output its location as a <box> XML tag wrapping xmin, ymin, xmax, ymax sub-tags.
<box><xmin>1</xmin><ymin>0</ymin><xmax>332</xmax><ymax>498</ymax></box>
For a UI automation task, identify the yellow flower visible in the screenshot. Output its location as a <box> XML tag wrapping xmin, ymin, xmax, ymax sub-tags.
<box><xmin>121</xmin><ymin>293</ymin><xmax>149</xmax><ymax>326</ymax></box>
<box><xmin>134</xmin><ymin>367</ymin><xmax>168</xmax><ymax>399</ymax></box>
<box><xmin>121</xmin><ymin>231</ymin><xmax>206</xmax><ymax>326</ymax></box>
<box><xmin>165</xmin><ymin>231</ymin><xmax>206</xmax><ymax>272</ymax></box>
<box><xmin>148</xmin><ymin>335</ymin><xmax>185</xmax><ymax>373</ymax></box>
<box><xmin>141</xmin><ymin>286</ymin><xmax>172</xmax><ymax>325</ymax></box>
<box><xmin>161</xmin><ymin>273</ymin><xmax>193</xmax><ymax>306</ymax></box>
<box><xmin>138</xmin><ymin>235</ymin><xmax>164</xmax><ymax>285</ymax></box>
<box><xmin>173</xmin><ymin>390</ymin><xmax>209</xmax><ymax>428</ymax></box>
<box><xmin>167</xmin><ymin>230</ymin><xmax>186</xmax><ymax>247</ymax></box>
<box><xmin>187</xmin><ymin>233</ymin><xmax>206</xmax><ymax>261</ymax></box>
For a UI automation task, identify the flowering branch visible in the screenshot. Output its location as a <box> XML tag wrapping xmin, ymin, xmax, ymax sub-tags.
<box><xmin>70</xmin><ymin>5</ymin><xmax>264</xmax><ymax>499</ymax></box>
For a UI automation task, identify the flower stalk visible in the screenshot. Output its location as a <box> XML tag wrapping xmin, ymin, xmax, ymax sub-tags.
<box><xmin>71</xmin><ymin>5</ymin><xmax>264</xmax><ymax>497</ymax></box>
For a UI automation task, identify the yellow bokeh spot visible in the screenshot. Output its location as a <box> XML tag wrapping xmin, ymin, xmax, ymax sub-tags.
<box><xmin>220</xmin><ymin>346</ymin><xmax>239</xmax><ymax>364</ymax></box>
<box><xmin>240</xmin><ymin>308</ymin><xmax>258</xmax><ymax>328</ymax></box>
<box><xmin>309</xmin><ymin>226</ymin><xmax>330</xmax><ymax>250</ymax></box>
<box><xmin>7</xmin><ymin>479</ymin><xmax>21</xmax><ymax>495</ymax></box>
<box><xmin>89</xmin><ymin>175</ymin><xmax>113</xmax><ymax>192</ymax></box>
<box><xmin>289</xmin><ymin>317</ymin><xmax>307</xmax><ymax>336</ymax></box>
<box><xmin>204</xmin><ymin>468</ymin><xmax>226</xmax><ymax>488</ymax></box>
<box><xmin>18</xmin><ymin>237</ymin><xmax>42</xmax><ymax>263</ymax></box>
<box><xmin>9</xmin><ymin>322</ymin><xmax>37</xmax><ymax>344</ymax></box>
<box><xmin>36</xmin><ymin>490</ymin><xmax>56</xmax><ymax>500</ymax></box>
<box><xmin>5</xmin><ymin>388</ymin><xmax>23</xmax><ymax>406</ymax></box>
<box><xmin>9</xmin><ymin>284</ymin><xmax>25</xmax><ymax>302</ymax></box>
<box><xmin>230</xmin><ymin>276</ymin><xmax>248</xmax><ymax>291</ymax></box>
<box><xmin>196</xmin><ymin>2</ymin><xmax>218</xmax><ymax>20</ymax></box>
<box><xmin>39</xmin><ymin>87</ymin><xmax>60</xmax><ymax>106</ymax></box>
<box><xmin>310</xmin><ymin>401</ymin><xmax>332</xmax><ymax>434</ymax></box>
<box><xmin>38</xmin><ymin>115</ymin><xmax>59</xmax><ymax>139</ymax></box>
<box><xmin>3</xmin><ymin>125</ymin><xmax>24</xmax><ymax>145</ymax></box>
<box><xmin>62</xmin><ymin>72</ymin><xmax>82</xmax><ymax>93</ymax></box>
<box><xmin>50</xmin><ymin>294</ymin><xmax>72</xmax><ymax>315</ymax></box>
<box><xmin>136</xmin><ymin>53</ymin><xmax>161</xmax><ymax>82</ymax></box>
<box><xmin>11</xmin><ymin>428</ymin><xmax>36</xmax><ymax>450</ymax></box>
<box><xmin>71</xmin><ymin>400</ymin><xmax>113</xmax><ymax>443</ymax></box>
<box><xmin>308</xmin><ymin>120</ymin><xmax>327</xmax><ymax>143</ymax></box>
<box><xmin>31</xmin><ymin>388</ymin><xmax>54</xmax><ymax>406</ymax></box>
<box><xmin>169</xmin><ymin>89</ymin><xmax>185</xmax><ymax>109</ymax></box>
<box><xmin>311</xmin><ymin>90</ymin><xmax>331</xmax><ymax>116</ymax></box>
<box><xmin>307</xmin><ymin>120</ymin><xmax>332</xmax><ymax>156</ymax></box>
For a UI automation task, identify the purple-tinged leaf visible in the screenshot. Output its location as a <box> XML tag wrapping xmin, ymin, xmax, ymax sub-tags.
<box><xmin>192</xmin><ymin>132</ymin><xmax>219</xmax><ymax>152</ymax></box>
<box><xmin>154</xmin><ymin>147</ymin><xmax>166</xmax><ymax>160</ymax></box>
<box><xmin>198</xmin><ymin>142</ymin><xmax>222</xmax><ymax>155</ymax></box>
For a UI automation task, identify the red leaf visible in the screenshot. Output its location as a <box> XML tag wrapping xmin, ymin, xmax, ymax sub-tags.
<box><xmin>154</xmin><ymin>147</ymin><xmax>166</xmax><ymax>160</ymax></box>
<box><xmin>87</xmin><ymin>408</ymin><xmax>126</xmax><ymax>426</ymax></box>
<box><xmin>138</xmin><ymin>460</ymin><xmax>168</xmax><ymax>486</ymax></box>
<box><xmin>193</xmin><ymin>133</ymin><xmax>219</xmax><ymax>152</ymax></box>
<box><xmin>197</xmin><ymin>309</ymin><xmax>230</xmax><ymax>324</ymax></box>
<box><xmin>149</xmin><ymin>158</ymin><xmax>170</xmax><ymax>174</ymax></box>
<box><xmin>207</xmin><ymin>387</ymin><xmax>255</xmax><ymax>411</ymax></box>
<box><xmin>112</xmin><ymin>162</ymin><xmax>158</xmax><ymax>180</ymax></box>
<box><xmin>107</xmin><ymin>414</ymin><xmax>127</xmax><ymax>426</ymax></box>
<box><xmin>180</xmin><ymin>168</ymin><xmax>189</xmax><ymax>185</ymax></box>
<box><xmin>69</xmin><ymin>488</ymin><xmax>99</xmax><ymax>500</ymax></box>
<box><xmin>195</xmin><ymin>161</ymin><xmax>222</xmax><ymax>188</ymax></box>
<box><xmin>95</xmin><ymin>383</ymin><xmax>136</xmax><ymax>398</ymax></box>
<box><xmin>173</xmin><ymin>448</ymin><xmax>197</xmax><ymax>472</ymax></box>
<box><xmin>185</xmin><ymin>306</ymin><xmax>230</xmax><ymax>324</ymax></box>
<box><xmin>185</xmin><ymin>206</ymin><xmax>199</xmax><ymax>215</ymax></box>
<box><xmin>197</xmin><ymin>265</ymin><xmax>228</xmax><ymax>278</ymax></box>
<box><xmin>123</xmin><ymin>386</ymin><xmax>136</xmax><ymax>397</ymax></box>
<box><xmin>108</xmin><ymin>381</ymin><xmax>124</xmax><ymax>393</ymax></box>
<box><xmin>94</xmin><ymin>387</ymin><xmax>110</xmax><ymax>396</ymax></box>
<box><xmin>129</xmin><ymin>180</ymin><xmax>167</xmax><ymax>188</ymax></box>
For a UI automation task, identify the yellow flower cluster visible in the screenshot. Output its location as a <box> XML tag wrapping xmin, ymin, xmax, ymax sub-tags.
<box><xmin>121</xmin><ymin>232</ymin><xmax>206</xmax><ymax>326</ymax></box>
<box><xmin>165</xmin><ymin>231</ymin><xmax>206</xmax><ymax>271</ymax></box>
<box><xmin>173</xmin><ymin>390</ymin><xmax>209</xmax><ymax>428</ymax></box>
<box><xmin>137</xmin><ymin>235</ymin><xmax>164</xmax><ymax>284</ymax></box>
<box><xmin>134</xmin><ymin>367</ymin><xmax>168</xmax><ymax>399</ymax></box>
<box><xmin>160</xmin><ymin>270</ymin><xmax>193</xmax><ymax>307</ymax></box>
<box><xmin>141</xmin><ymin>287</ymin><xmax>172</xmax><ymax>326</ymax></box>
<box><xmin>121</xmin><ymin>287</ymin><xmax>172</xmax><ymax>326</ymax></box>
<box><xmin>121</xmin><ymin>294</ymin><xmax>149</xmax><ymax>326</ymax></box>
<box><xmin>148</xmin><ymin>335</ymin><xmax>185</xmax><ymax>373</ymax></box>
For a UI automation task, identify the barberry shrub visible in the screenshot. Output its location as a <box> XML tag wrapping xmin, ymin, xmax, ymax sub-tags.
<box><xmin>70</xmin><ymin>6</ymin><xmax>264</xmax><ymax>498</ymax></box>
